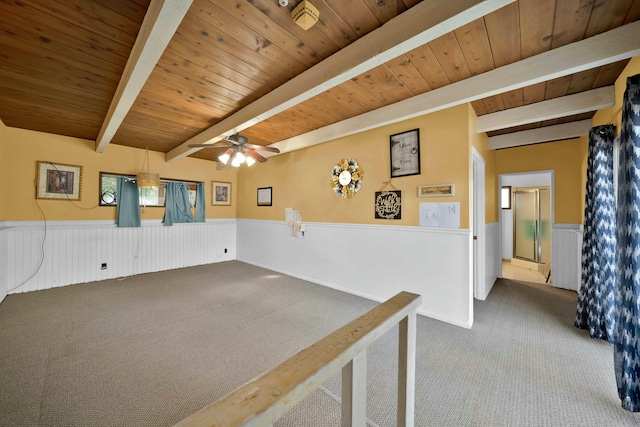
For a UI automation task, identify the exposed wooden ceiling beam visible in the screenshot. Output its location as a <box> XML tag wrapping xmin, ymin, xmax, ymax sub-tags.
<box><xmin>166</xmin><ymin>0</ymin><xmax>516</xmax><ymax>162</ymax></box>
<box><xmin>477</xmin><ymin>86</ymin><xmax>614</xmax><ymax>133</ymax></box>
<box><xmin>268</xmin><ymin>21</ymin><xmax>640</xmax><ymax>156</ymax></box>
<box><xmin>488</xmin><ymin>120</ymin><xmax>593</xmax><ymax>150</ymax></box>
<box><xmin>95</xmin><ymin>0</ymin><xmax>192</xmax><ymax>153</ymax></box>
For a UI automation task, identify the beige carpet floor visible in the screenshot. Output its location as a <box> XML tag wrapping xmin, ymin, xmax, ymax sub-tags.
<box><xmin>1</xmin><ymin>261</ymin><xmax>638</xmax><ymax>426</ymax></box>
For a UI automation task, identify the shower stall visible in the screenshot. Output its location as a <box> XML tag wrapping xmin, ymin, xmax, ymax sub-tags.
<box><xmin>512</xmin><ymin>187</ymin><xmax>551</xmax><ymax>273</ymax></box>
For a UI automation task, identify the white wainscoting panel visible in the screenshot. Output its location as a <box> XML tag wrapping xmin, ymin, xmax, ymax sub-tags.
<box><xmin>482</xmin><ymin>222</ymin><xmax>500</xmax><ymax>300</ymax></box>
<box><xmin>551</xmin><ymin>224</ymin><xmax>582</xmax><ymax>292</ymax></box>
<box><xmin>237</xmin><ymin>220</ymin><xmax>473</xmax><ymax>328</ymax></box>
<box><xmin>0</xmin><ymin>219</ymin><xmax>236</xmax><ymax>294</ymax></box>
<box><xmin>0</xmin><ymin>226</ymin><xmax>7</xmax><ymax>303</ymax></box>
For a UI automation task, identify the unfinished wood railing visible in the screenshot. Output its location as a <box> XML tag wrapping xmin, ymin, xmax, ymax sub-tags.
<box><xmin>173</xmin><ymin>291</ymin><xmax>422</xmax><ymax>427</ymax></box>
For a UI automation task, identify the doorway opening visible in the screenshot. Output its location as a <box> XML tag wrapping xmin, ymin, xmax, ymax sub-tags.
<box><xmin>499</xmin><ymin>172</ymin><xmax>554</xmax><ymax>286</ymax></box>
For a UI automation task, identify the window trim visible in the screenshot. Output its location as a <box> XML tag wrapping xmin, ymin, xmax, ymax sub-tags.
<box><xmin>99</xmin><ymin>172</ymin><xmax>200</xmax><ymax>207</ymax></box>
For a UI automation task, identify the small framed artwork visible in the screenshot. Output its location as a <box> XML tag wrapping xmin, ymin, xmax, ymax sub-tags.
<box><xmin>36</xmin><ymin>161</ymin><xmax>82</xmax><ymax>200</ymax></box>
<box><xmin>390</xmin><ymin>128</ymin><xmax>420</xmax><ymax>178</ymax></box>
<box><xmin>418</xmin><ymin>184</ymin><xmax>454</xmax><ymax>197</ymax></box>
<box><xmin>375</xmin><ymin>190</ymin><xmax>402</xmax><ymax>220</ymax></box>
<box><xmin>212</xmin><ymin>181</ymin><xmax>231</xmax><ymax>206</ymax></box>
<box><xmin>257</xmin><ymin>187</ymin><xmax>272</xmax><ymax>206</ymax></box>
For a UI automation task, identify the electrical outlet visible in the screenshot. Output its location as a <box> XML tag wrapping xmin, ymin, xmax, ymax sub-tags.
<box><xmin>101</xmin><ymin>263</ymin><xmax>107</xmax><ymax>270</ymax></box>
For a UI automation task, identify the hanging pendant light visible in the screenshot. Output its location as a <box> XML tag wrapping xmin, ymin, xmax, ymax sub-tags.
<box><xmin>137</xmin><ymin>146</ymin><xmax>160</xmax><ymax>188</ymax></box>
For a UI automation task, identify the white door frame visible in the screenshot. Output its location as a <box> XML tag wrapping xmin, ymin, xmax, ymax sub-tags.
<box><xmin>497</xmin><ymin>170</ymin><xmax>554</xmax><ymax>282</ymax></box>
<box><xmin>472</xmin><ymin>148</ymin><xmax>486</xmax><ymax>300</ymax></box>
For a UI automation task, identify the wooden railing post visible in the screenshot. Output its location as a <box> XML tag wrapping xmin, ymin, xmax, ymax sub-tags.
<box><xmin>173</xmin><ymin>292</ymin><xmax>421</xmax><ymax>427</ymax></box>
<box><xmin>341</xmin><ymin>349</ymin><xmax>367</xmax><ymax>427</ymax></box>
<box><xmin>397</xmin><ymin>312</ymin><xmax>417</xmax><ymax>426</ymax></box>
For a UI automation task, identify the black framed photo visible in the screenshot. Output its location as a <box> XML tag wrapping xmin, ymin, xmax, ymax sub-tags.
<box><xmin>257</xmin><ymin>187</ymin><xmax>272</xmax><ymax>206</ymax></box>
<box><xmin>390</xmin><ymin>128</ymin><xmax>420</xmax><ymax>178</ymax></box>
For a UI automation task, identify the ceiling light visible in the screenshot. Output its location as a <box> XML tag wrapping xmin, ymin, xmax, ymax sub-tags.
<box><xmin>137</xmin><ymin>146</ymin><xmax>160</xmax><ymax>188</ymax></box>
<box><xmin>218</xmin><ymin>152</ymin><xmax>231</xmax><ymax>164</ymax></box>
<box><xmin>246</xmin><ymin>156</ymin><xmax>256</xmax><ymax>166</ymax></box>
<box><xmin>231</xmin><ymin>153</ymin><xmax>243</xmax><ymax>167</ymax></box>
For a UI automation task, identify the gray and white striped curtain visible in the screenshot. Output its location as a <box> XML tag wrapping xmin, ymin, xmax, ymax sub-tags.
<box><xmin>615</xmin><ymin>73</ymin><xmax>640</xmax><ymax>412</ymax></box>
<box><xmin>575</xmin><ymin>124</ymin><xmax>617</xmax><ymax>342</ymax></box>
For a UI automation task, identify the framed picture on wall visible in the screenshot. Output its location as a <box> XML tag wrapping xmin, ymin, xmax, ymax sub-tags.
<box><xmin>257</xmin><ymin>187</ymin><xmax>272</xmax><ymax>206</ymax></box>
<box><xmin>212</xmin><ymin>181</ymin><xmax>231</xmax><ymax>206</ymax></box>
<box><xmin>390</xmin><ymin>128</ymin><xmax>420</xmax><ymax>178</ymax></box>
<box><xmin>36</xmin><ymin>161</ymin><xmax>82</xmax><ymax>200</ymax></box>
<box><xmin>418</xmin><ymin>184</ymin><xmax>454</xmax><ymax>197</ymax></box>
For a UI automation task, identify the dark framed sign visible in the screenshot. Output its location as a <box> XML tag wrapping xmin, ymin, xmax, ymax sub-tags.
<box><xmin>375</xmin><ymin>190</ymin><xmax>402</xmax><ymax>219</ymax></box>
<box><xmin>257</xmin><ymin>187</ymin><xmax>272</xmax><ymax>206</ymax></box>
<box><xmin>390</xmin><ymin>128</ymin><xmax>421</xmax><ymax>178</ymax></box>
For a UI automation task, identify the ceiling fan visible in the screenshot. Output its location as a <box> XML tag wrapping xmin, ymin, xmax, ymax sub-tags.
<box><xmin>189</xmin><ymin>134</ymin><xmax>280</xmax><ymax>167</ymax></box>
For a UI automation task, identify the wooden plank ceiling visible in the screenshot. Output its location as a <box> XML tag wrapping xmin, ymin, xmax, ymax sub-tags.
<box><xmin>0</xmin><ymin>0</ymin><xmax>639</xmax><ymax>162</ymax></box>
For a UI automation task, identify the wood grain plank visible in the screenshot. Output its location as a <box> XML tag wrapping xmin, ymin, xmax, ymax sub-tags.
<box><xmin>159</xmin><ymin>49</ymin><xmax>268</xmax><ymax>101</ymax></box>
<box><xmin>544</xmin><ymin>76</ymin><xmax>572</xmax><ymax>99</ymax></box>
<box><xmin>518</xmin><ymin>0</ymin><xmax>556</xmax><ymax>58</ymax></box>
<box><xmin>311</xmin><ymin>0</ymin><xmax>360</xmax><ymax>49</ymax></box>
<box><xmin>585</xmin><ymin>0</ymin><xmax>634</xmax><ymax>37</ymax></box>
<box><xmin>325</xmin><ymin>0</ymin><xmax>380</xmax><ymax>37</ymax></box>
<box><xmin>367</xmin><ymin>65</ymin><xmax>415</xmax><ymax>100</ymax></box>
<box><xmin>567</xmin><ymin>68</ymin><xmax>600</xmax><ymax>94</ymax></box>
<box><xmin>501</xmin><ymin>89</ymin><xmax>524</xmax><ymax>109</ymax></box>
<box><xmin>217</xmin><ymin>0</ymin><xmax>321</xmax><ymax>68</ymax></box>
<box><xmin>0</xmin><ymin>19</ymin><xmax>123</xmax><ymax>83</ymax></box>
<box><xmin>592</xmin><ymin>60</ymin><xmax>631</xmax><ymax>87</ymax></box>
<box><xmin>551</xmin><ymin>0</ymin><xmax>594</xmax><ymax>48</ymax></box>
<box><xmin>245</xmin><ymin>0</ymin><xmax>340</xmax><ymax>58</ymax></box>
<box><xmin>179</xmin><ymin>12</ymin><xmax>297</xmax><ymax>83</ymax></box>
<box><xmin>337</xmin><ymin>80</ymin><xmax>386</xmax><ymax>110</ymax></box>
<box><xmin>522</xmin><ymin>82</ymin><xmax>547</xmax><ymax>105</ymax></box>
<box><xmin>318</xmin><ymin>87</ymin><xmax>370</xmax><ymax>117</ymax></box>
<box><xmin>193</xmin><ymin>1</ymin><xmax>308</xmax><ymax>77</ymax></box>
<box><xmin>429</xmin><ymin>32</ymin><xmax>472</xmax><ymax>82</ymax></box>
<box><xmin>169</xmin><ymin>27</ymin><xmax>277</xmax><ymax>90</ymax></box>
<box><xmin>484</xmin><ymin>2</ymin><xmax>521</xmax><ymax>67</ymax></box>
<box><xmin>350</xmin><ymin>72</ymin><xmax>398</xmax><ymax>106</ymax></box>
<box><xmin>480</xmin><ymin>95</ymin><xmax>505</xmax><ymax>114</ymax></box>
<box><xmin>362</xmin><ymin>0</ymin><xmax>407</xmax><ymax>24</ymax></box>
<box><xmin>453</xmin><ymin>18</ymin><xmax>493</xmax><ymax>77</ymax></box>
<box><xmin>91</xmin><ymin>0</ymin><xmax>149</xmax><ymax>26</ymax></box>
<box><xmin>0</xmin><ymin>44</ymin><xmax>116</xmax><ymax>96</ymax></box>
<box><xmin>385</xmin><ymin>54</ymin><xmax>432</xmax><ymax>95</ymax></box>
<box><xmin>470</xmin><ymin>100</ymin><xmax>488</xmax><ymax>116</ymax></box>
<box><xmin>0</xmin><ymin>2</ymin><xmax>132</xmax><ymax>65</ymax></box>
<box><xmin>406</xmin><ymin>45</ymin><xmax>451</xmax><ymax>89</ymax></box>
<box><xmin>624</xmin><ymin>0</ymin><xmax>640</xmax><ymax>23</ymax></box>
<box><xmin>173</xmin><ymin>292</ymin><xmax>421</xmax><ymax>427</ymax></box>
<box><xmin>21</xmin><ymin>0</ymin><xmax>139</xmax><ymax>46</ymax></box>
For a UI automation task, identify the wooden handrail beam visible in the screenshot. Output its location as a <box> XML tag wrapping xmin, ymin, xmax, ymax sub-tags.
<box><xmin>174</xmin><ymin>291</ymin><xmax>422</xmax><ymax>427</ymax></box>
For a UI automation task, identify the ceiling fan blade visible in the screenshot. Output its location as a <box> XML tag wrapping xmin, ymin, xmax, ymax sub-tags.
<box><xmin>245</xmin><ymin>149</ymin><xmax>267</xmax><ymax>163</ymax></box>
<box><xmin>188</xmin><ymin>142</ymin><xmax>231</xmax><ymax>148</ymax></box>
<box><xmin>245</xmin><ymin>143</ymin><xmax>280</xmax><ymax>153</ymax></box>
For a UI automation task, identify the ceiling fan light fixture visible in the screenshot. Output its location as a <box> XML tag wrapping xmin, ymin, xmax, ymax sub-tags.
<box><xmin>218</xmin><ymin>152</ymin><xmax>231</xmax><ymax>164</ymax></box>
<box><xmin>246</xmin><ymin>156</ymin><xmax>256</xmax><ymax>167</ymax></box>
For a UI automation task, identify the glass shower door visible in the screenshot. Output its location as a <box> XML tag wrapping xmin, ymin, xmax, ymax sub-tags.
<box><xmin>513</xmin><ymin>190</ymin><xmax>539</xmax><ymax>262</ymax></box>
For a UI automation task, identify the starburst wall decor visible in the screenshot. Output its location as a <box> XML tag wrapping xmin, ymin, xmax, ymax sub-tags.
<box><xmin>330</xmin><ymin>158</ymin><xmax>364</xmax><ymax>199</ymax></box>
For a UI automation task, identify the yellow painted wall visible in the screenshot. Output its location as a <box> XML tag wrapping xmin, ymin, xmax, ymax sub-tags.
<box><xmin>0</xmin><ymin>120</ymin><xmax>6</xmax><ymax>219</ymax></box>
<box><xmin>469</xmin><ymin>105</ymin><xmax>498</xmax><ymax>223</ymax></box>
<box><xmin>495</xmin><ymin>138</ymin><xmax>587</xmax><ymax>224</ymax></box>
<box><xmin>0</xmin><ymin>126</ymin><xmax>237</xmax><ymax>221</ymax></box>
<box><xmin>237</xmin><ymin>104</ymin><xmax>472</xmax><ymax>228</ymax></box>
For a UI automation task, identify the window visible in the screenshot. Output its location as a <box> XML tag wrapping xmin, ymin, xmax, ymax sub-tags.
<box><xmin>99</xmin><ymin>172</ymin><xmax>198</xmax><ymax>207</ymax></box>
<box><xmin>501</xmin><ymin>186</ymin><xmax>512</xmax><ymax>209</ymax></box>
